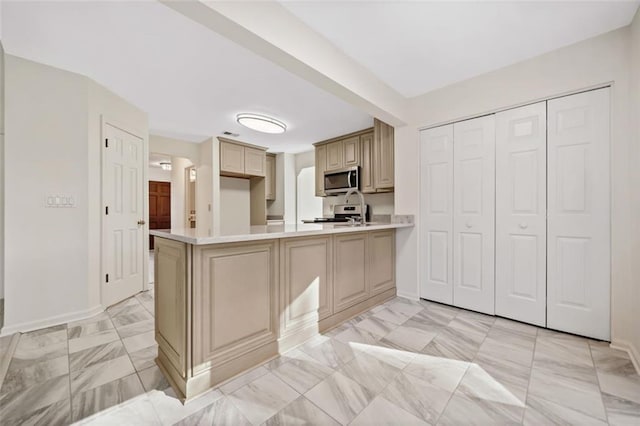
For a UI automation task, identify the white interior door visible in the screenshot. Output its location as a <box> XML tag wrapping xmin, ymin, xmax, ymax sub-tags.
<box><xmin>547</xmin><ymin>88</ymin><xmax>610</xmax><ymax>340</ymax></box>
<box><xmin>495</xmin><ymin>102</ymin><xmax>547</xmax><ymax>326</ymax></box>
<box><xmin>103</xmin><ymin>122</ymin><xmax>145</xmax><ymax>307</ymax></box>
<box><xmin>453</xmin><ymin>115</ymin><xmax>495</xmax><ymax>314</ymax></box>
<box><xmin>420</xmin><ymin>125</ymin><xmax>454</xmax><ymax>304</ymax></box>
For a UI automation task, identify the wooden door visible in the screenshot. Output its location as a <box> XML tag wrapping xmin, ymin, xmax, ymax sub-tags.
<box><xmin>495</xmin><ymin>102</ymin><xmax>547</xmax><ymax>326</ymax></box>
<box><xmin>453</xmin><ymin>115</ymin><xmax>495</xmax><ymax>315</ymax></box>
<box><xmin>420</xmin><ymin>124</ymin><xmax>454</xmax><ymax>304</ymax></box>
<box><xmin>149</xmin><ymin>181</ymin><xmax>171</xmax><ymax>250</ymax></box>
<box><xmin>547</xmin><ymin>88</ymin><xmax>610</xmax><ymax>340</ymax></box>
<box><xmin>103</xmin><ymin>123</ymin><xmax>145</xmax><ymax>307</ymax></box>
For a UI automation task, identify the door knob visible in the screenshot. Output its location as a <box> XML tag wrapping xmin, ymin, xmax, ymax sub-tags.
<box><xmin>138</xmin><ymin>220</ymin><xmax>146</xmax><ymax>225</ymax></box>
<box><xmin>519</xmin><ymin>223</ymin><xmax>528</xmax><ymax>229</ymax></box>
<box><xmin>465</xmin><ymin>222</ymin><xmax>472</xmax><ymax>228</ymax></box>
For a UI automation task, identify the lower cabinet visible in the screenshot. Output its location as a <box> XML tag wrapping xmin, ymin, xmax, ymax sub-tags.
<box><xmin>280</xmin><ymin>236</ymin><xmax>333</xmax><ymax>337</ymax></box>
<box><xmin>192</xmin><ymin>240</ymin><xmax>278</xmax><ymax>372</ymax></box>
<box><xmin>333</xmin><ymin>233</ymin><xmax>369</xmax><ymax>312</ymax></box>
<box><xmin>369</xmin><ymin>230</ymin><xmax>396</xmax><ymax>295</ymax></box>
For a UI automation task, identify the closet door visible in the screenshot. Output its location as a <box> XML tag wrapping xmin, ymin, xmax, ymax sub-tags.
<box><xmin>453</xmin><ymin>116</ymin><xmax>495</xmax><ymax>314</ymax></box>
<box><xmin>420</xmin><ymin>125</ymin><xmax>454</xmax><ymax>304</ymax></box>
<box><xmin>547</xmin><ymin>88</ymin><xmax>610</xmax><ymax>340</ymax></box>
<box><xmin>495</xmin><ymin>102</ymin><xmax>547</xmax><ymax>326</ymax></box>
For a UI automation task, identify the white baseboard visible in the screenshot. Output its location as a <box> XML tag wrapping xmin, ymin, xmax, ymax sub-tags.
<box><xmin>396</xmin><ymin>291</ymin><xmax>420</xmax><ymax>301</ymax></box>
<box><xmin>0</xmin><ymin>304</ymin><xmax>104</xmax><ymax>337</ymax></box>
<box><xmin>610</xmin><ymin>339</ymin><xmax>640</xmax><ymax>375</ymax></box>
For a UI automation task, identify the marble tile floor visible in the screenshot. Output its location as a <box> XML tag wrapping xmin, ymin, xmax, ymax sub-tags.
<box><xmin>0</xmin><ymin>292</ymin><xmax>639</xmax><ymax>426</ymax></box>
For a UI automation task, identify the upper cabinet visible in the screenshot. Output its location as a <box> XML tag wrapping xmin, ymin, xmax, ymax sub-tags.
<box><xmin>315</xmin><ymin>145</ymin><xmax>327</xmax><ymax>197</ymax></box>
<box><xmin>219</xmin><ymin>138</ymin><xmax>267</xmax><ymax>178</ymax></box>
<box><xmin>265</xmin><ymin>153</ymin><xmax>276</xmax><ymax>201</ymax></box>
<box><xmin>373</xmin><ymin>118</ymin><xmax>394</xmax><ymax>190</ymax></box>
<box><xmin>313</xmin><ymin>119</ymin><xmax>394</xmax><ymax>196</ymax></box>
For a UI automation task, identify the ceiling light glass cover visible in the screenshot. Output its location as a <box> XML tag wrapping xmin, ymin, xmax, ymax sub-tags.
<box><xmin>236</xmin><ymin>113</ymin><xmax>287</xmax><ymax>134</ymax></box>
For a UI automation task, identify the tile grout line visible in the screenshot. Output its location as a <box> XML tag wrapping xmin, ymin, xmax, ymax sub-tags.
<box><xmin>0</xmin><ymin>332</ymin><xmax>21</xmax><ymax>392</ymax></box>
<box><xmin>588</xmin><ymin>342</ymin><xmax>611</xmax><ymax>425</ymax></box>
<box><xmin>66</xmin><ymin>323</ymin><xmax>74</xmax><ymax>422</ymax></box>
<box><xmin>521</xmin><ymin>327</ymin><xmax>540</xmax><ymax>425</ymax></box>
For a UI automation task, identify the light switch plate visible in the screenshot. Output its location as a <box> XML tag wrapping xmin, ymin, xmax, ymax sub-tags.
<box><xmin>45</xmin><ymin>195</ymin><xmax>76</xmax><ymax>208</ymax></box>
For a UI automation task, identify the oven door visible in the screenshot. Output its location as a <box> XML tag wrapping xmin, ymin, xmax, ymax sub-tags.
<box><xmin>324</xmin><ymin>167</ymin><xmax>358</xmax><ymax>194</ymax></box>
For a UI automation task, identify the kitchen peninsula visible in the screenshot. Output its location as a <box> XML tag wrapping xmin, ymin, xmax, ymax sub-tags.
<box><xmin>151</xmin><ymin>221</ymin><xmax>412</xmax><ymax>400</ymax></box>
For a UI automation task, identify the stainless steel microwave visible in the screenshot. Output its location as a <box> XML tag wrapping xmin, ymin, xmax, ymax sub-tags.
<box><xmin>324</xmin><ymin>166</ymin><xmax>359</xmax><ymax>194</ymax></box>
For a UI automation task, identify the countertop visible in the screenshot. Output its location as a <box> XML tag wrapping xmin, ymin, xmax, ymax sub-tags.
<box><xmin>150</xmin><ymin>219</ymin><xmax>413</xmax><ymax>245</ymax></box>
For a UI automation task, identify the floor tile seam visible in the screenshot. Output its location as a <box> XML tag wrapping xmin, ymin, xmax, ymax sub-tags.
<box><xmin>0</xmin><ymin>332</ymin><xmax>21</xmax><ymax>392</ymax></box>
<box><xmin>297</xmin><ymin>394</ymin><xmax>344</xmax><ymax>426</ymax></box>
<box><xmin>589</xmin><ymin>342</ymin><xmax>611</xmax><ymax>425</ymax></box>
<box><xmin>521</xmin><ymin>326</ymin><xmax>541</xmax><ymax>423</ymax></box>
<box><xmin>67</xmin><ymin>322</ymin><xmax>119</xmax><ymax>345</ymax></box>
<box><xmin>354</xmin><ymin>362</ymin><xmax>423</xmax><ymax>425</ymax></box>
<box><xmin>431</xmin><ymin>362</ymin><xmax>472</xmax><ymax>425</ymax></box>
<box><xmin>66</xmin><ymin>321</ymin><xmax>74</xmax><ymax>423</ymax></box>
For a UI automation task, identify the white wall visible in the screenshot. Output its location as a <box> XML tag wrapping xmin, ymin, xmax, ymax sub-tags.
<box><xmin>282</xmin><ymin>153</ymin><xmax>296</xmax><ymax>223</ymax></box>
<box><xmin>627</xmin><ymin>7</ymin><xmax>640</xmax><ymax>363</ymax></box>
<box><xmin>0</xmin><ymin>43</ymin><xmax>4</xmax><ymax>300</ymax></box>
<box><xmin>196</xmin><ymin>138</ymin><xmax>214</xmax><ymax>236</ymax></box>
<box><xmin>296</xmin><ymin>167</ymin><xmax>321</xmax><ymax>223</ymax></box>
<box><xmin>4</xmin><ymin>55</ymin><xmax>147</xmax><ymax>333</ymax></box>
<box><xmin>148</xmin><ymin>166</ymin><xmax>171</xmax><ymax>183</ymax></box>
<box><xmin>220</xmin><ymin>176</ymin><xmax>251</xmax><ymax>234</ymax></box>
<box><xmin>149</xmin><ymin>134</ymin><xmax>200</xmax><ymax>165</ymax></box>
<box><xmin>395</xmin><ymin>27</ymin><xmax>637</xmax><ymax>353</ymax></box>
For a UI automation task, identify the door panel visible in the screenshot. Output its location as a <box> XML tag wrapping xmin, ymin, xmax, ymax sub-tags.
<box><xmin>453</xmin><ymin>115</ymin><xmax>495</xmax><ymax>314</ymax></box>
<box><xmin>420</xmin><ymin>125</ymin><xmax>454</xmax><ymax>304</ymax></box>
<box><xmin>326</xmin><ymin>141</ymin><xmax>343</xmax><ymax>171</ymax></box>
<box><xmin>103</xmin><ymin>123</ymin><xmax>144</xmax><ymax>307</ymax></box>
<box><xmin>333</xmin><ymin>233</ymin><xmax>368</xmax><ymax>312</ymax></box>
<box><xmin>547</xmin><ymin>88</ymin><xmax>610</xmax><ymax>340</ymax></box>
<box><xmin>495</xmin><ymin>102</ymin><xmax>547</xmax><ymax>326</ymax></box>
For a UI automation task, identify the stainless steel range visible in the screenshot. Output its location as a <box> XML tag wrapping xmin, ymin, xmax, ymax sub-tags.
<box><xmin>302</xmin><ymin>203</ymin><xmax>369</xmax><ymax>224</ymax></box>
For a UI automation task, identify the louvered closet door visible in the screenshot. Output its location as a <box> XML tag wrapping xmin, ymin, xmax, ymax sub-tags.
<box><xmin>547</xmin><ymin>88</ymin><xmax>610</xmax><ymax>340</ymax></box>
<box><xmin>453</xmin><ymin>115</ymin><xmax>495</xmax><ymax>315</ymax></box>
<box><xmin>420</xmin><ymin>125</ymin><xmax>454</xmax><ymax>304</ymax></box>
<box><xmin>495</xmin><ymin>102</ymin><xmax>547</xmax><ymax>326</ymax></box>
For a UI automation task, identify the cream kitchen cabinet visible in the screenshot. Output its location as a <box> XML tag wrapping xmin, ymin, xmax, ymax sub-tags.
<box><xmin>280</xmin><ymin>236</ymin><xmax>333</xmax><ymax>338</ymax></box>
<box><xmin>314</xmin><ymin>121</ymin><xmax>394</xmax><ymax>196</ymax></box>
<box><xmin>333</xmin><ymin>233</ymin><xmax>369</xmax><ymax>313</ymax></box>
<box><xmin>368</xmin><ymin>230</ymin><xmax>395</xmax><ymax>295</ymax></box>
<box><xmin>265</xmin><ymin>153</ymin><xmax>276</xmax><ymax>201</ymax></box>
<box><xmin>315</xmin><ymin>144</ymin><xmax>327</xmax><ymax>196</ymax></box>
<box><xmin>219</xmin><ymin>138</ymin><xmax>266</xmax><ymax>178</ymax></box>
<box><xmin>373</xmin><ymin>118</ymin><xmax>394</xmax><ymax>190</ymax></box>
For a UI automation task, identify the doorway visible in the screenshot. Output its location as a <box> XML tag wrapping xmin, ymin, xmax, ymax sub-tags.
<box><xmin>102</xmin><ymin>121</ymin><xmax>146</xmax><ymax>307</ymax></box>
<box><xmin>149</xmin><ymin>181</ymin><xmax>171</xmax><ymax>249</ymax></box>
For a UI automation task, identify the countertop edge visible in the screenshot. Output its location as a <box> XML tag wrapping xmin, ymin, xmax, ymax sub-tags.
<box><xmin>150</xmin><ymin>223</ymin><xmax>414</xmax><ymax>245</ymax></box>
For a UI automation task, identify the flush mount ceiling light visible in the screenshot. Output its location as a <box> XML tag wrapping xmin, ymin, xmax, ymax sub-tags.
<box><xmin>236</xmin><ymin>113</ymin><xmax>287</xmax><ymax>134</ymax></box>
<box><xmin>160</xmin><ymin>162</ymin><xmax>172</xmax><ymax>171</ymax></box>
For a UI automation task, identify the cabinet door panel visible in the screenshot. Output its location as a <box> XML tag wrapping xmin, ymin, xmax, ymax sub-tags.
<box><xmin>220</xmin><ymin>141</ymin><xmax>245</xmax><ymax>175</ymax></box>
<box><xmin>343</xmin><ymin>136</ymin><xmax>360</xmax><ymax>167</ymax></box>
<box><xmin>547</xmin><ymin>88</ymin><xmax>610</xmax><ymax>340</ymax></box>
<box><xmin>374</xmin><ymin>119</ymin><xmax>394</xmax><ymax>189</ymax></box>
<box><xmin>495</xmin><ymin>102</ymin><xmax>546</xmax><ymax>326</ymax></box>
<box><xmin>265</xmin><ymin>155</ymin><xmax>276</xmax><ymax>200</ymax></box>
<box><xmin>326</xmin><ymin>141</ymin><xmax>344</xmax><ymax>171</ymax></box>
<box><xmin>453</xmin><ymin>115</ymin><xmax>495</xmax><ymax>315</ymax></box>
<box><xmin>420</xmin><ymin>125</ymin><xmax>454</xmax><ymax>304</ymax></box>
<box><xmin>369</xmin><ymin>230</ymin><xmax>395</xmax><ymax>295</ymax></box>
<box><xmin>315</xmin><ymin>145</ymin><xmax>327</xmax><ymax>197</ymax></box>
<box><xmin>280</xmin><ymin>237</ymin><xmax>333</xmax><ymax>336</ymax></box>
<box><xmin>245</xmin><ymin>147</ymin><xmax>266</xmax><ymax>177</ymax></box>
<box><xmin>333</xmin><ymin>234</ymin><xmax>368</xmax><ymax>312</ymax></box>
<box><xmin>360</xmin><ymin>132</ymin><xmax>375</xmax><ymax>193</ymax></box>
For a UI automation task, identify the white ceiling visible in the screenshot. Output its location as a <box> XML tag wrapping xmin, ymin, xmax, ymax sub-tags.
<box><xmin>3</xmin><ymin>1</ymin><xmax>639</xmax><ymax>154</ymax></box>
<box><xmin>282</xmin><ymin>0</ymin><xmax>640</xmax><ymax>98</ymax></box>
<box><xmin>1</xmin><ymin>1</ymin><xmax>373</xmax><ymax>153</ymax></box>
